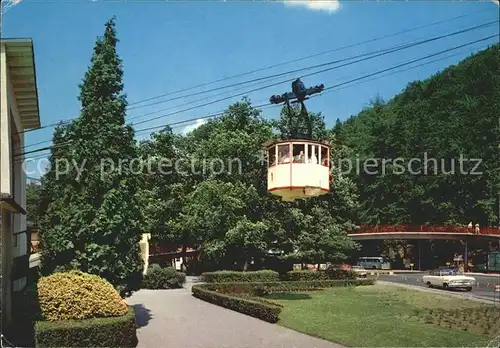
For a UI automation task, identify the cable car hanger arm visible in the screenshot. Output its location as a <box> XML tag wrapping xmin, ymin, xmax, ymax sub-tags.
<box><xmin>269</xmin><ymin>78</ymin><xmax>323</xmax><ymax>139</ymax></box>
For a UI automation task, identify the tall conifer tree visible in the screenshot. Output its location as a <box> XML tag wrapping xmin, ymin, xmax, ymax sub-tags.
<box><xmin>39</xmin><ymin>17</ymin><xmax>143</xmax><ymax>295</ymax></box>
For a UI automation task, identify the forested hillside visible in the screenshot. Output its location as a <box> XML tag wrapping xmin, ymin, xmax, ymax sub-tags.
<box><xmin>334</xmin><ymin>44</ymin><xmax>500</xmax><ymax>227</ymax></box>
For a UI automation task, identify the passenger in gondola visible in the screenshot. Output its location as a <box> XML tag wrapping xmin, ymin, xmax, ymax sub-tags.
<box><xmin>280</xmin><ymin>152</ymin><xmax>290</xmax><ymax>164</ymax></box>
<box><xmin>309</xmin><ymin>152</ymin><xmax>318</xmax><ymax>164</ymax></box>
<box><xmin>294</xmin><ymin>150</ymin><xmax>305</xmax><ymax>163</ymax></box>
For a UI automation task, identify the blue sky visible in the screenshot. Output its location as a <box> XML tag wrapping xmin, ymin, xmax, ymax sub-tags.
<box><xmin>2</xmin><ymin>0</ymin><xmax>499</xmax><ymax>177</ymax></box>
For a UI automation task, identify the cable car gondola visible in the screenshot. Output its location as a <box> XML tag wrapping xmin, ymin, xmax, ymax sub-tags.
<box><xmin>265</xmin><ymin>78</ymin><xmax>330</xmax><ymax>201</ymax></box>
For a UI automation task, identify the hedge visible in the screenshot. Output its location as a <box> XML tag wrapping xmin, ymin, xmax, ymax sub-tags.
<box><xmin>281</xmin><ymin>269</ymin><xmax>357</xmax><ymax>281</ymax></box>
<box><xmin>192</xmin><ymin>285</ymin><xmax>281</xmax><ymax>323</ymax></box>
<box><xmin>201</xmin><ymin>270</ymin><xmax>280</xmax><ymax>283</ymax></box>
<box><xmin>200</xmin><ymin>279</ymin><xmax>374</xmax><ymax>295</ymax></box>
<box><xmin>34</xmin><ymin>306</ymin><xmax>137</xmax><ymax>348</ymax></box>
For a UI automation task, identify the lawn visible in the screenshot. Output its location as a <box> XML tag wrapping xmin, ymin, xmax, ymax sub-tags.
<box><xmin>265</xmin><ymin>284</ymin><xmax>496</xmax><ymax>347</ymax></box>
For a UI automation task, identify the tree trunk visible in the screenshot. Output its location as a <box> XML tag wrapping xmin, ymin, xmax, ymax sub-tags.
<box><xmin>243</xmin><ymin>259</ymin><xmax>248</xmax><ymax>271</ymax></box>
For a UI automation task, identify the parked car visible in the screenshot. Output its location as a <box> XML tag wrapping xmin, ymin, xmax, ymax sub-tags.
<box><xmin>326</xmin><ymin>263</ymin><xmax>352</xmax><ymax>271</ymax></box>
<box><xmin>351</xmin><ymin>265</ymin><xmax>368</xmax><ymax>278</ymax></box>
<box><xmin>422</xmin><ymin>268</ymin><xmax>475</xmax><ymax>291</ymax></box>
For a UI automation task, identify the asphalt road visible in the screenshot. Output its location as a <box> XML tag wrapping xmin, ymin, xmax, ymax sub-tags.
<box><xmin>377</xmin><ymin>273</ymin><xmax>500</xmax><ymax>302</ymax></box>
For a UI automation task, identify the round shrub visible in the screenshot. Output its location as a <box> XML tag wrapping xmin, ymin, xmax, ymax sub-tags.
<box><xmin>141</xmin><ymin>264</ymin><xmax>186</xmax><ymax>289</ymax></box>
<box><xmin>37</xmin><ymin>270</ymin><xmax>128</xmax><ymax>321</ymax></box>
<box><xmin>175</xmin><ymin>271</ymin><xmax>187</xmax><ymax>286</ymax></box>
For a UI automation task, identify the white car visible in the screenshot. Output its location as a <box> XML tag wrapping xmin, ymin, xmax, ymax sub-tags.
<box><xmin>352</xmin><ymin>266</ymin><xmax>368</xmax><ymax>278</ymax></box>
<box><xmin>422</xmin><ymin>268</ymin><xmax>475</xmax><ymax>291</ymax></box>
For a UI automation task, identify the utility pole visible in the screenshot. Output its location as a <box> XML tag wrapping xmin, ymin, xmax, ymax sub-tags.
<box><xmin>464</xmin><ymin>236</ymin><xmax>468</xmax><ymax>272</ymax></box>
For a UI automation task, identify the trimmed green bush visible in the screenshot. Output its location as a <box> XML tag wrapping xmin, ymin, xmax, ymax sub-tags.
<box><xmin>200</xmin><ymin>279</ymin><xmax>375</xmax><ymax>295</ymax></box>
<box><xmin>192</xmin><ymin>286</ymin><xmax>281</xmax><ymax>323</ymax></box>
<box><xmin>35</xmin><ymin>306</ymin><xmax>137</xmax><ymax>348</ymax></box>
<box><xmin>201</xmin><ymin>270</ymin><xmax>280</xmax><ymax>283</ymax></box>
<box><xmin>281</xmin><ymin>269</ymin><xmax>357</xmax><ymax>281</ymax></box>
<box><xmin>37</xmin><ymin>271</ymin><xmax>128</xmax><ymax>321</ymax></box>
<box><xmin>141</xmin><ymin>264</ymin><xmax>186</xmax><ymax>289</ymax></box>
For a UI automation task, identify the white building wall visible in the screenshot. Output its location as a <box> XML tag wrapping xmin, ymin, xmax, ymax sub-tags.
<box><xmin>0</xmin><ymin>41</ymin><xmax>29</xmax><ymax>322</ymax></box>
<box><xmin>0</xmin><ymin>43</ymin><xmax>12</xmax><ymax>195</ymax></box>
<box><xmin>0</xmin><ymin>41</ymin><xmax>13</xmax><ymax>327</ymax></box>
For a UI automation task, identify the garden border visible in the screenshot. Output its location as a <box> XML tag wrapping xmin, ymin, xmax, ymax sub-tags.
<box><xmin>192</xmin><ymin>279</ymin><xmax>375</xmax><ymax>323</ymax></box>
<box><xmin>34</xmin><ymin>305</ymin><xmax>137</xmax><ymax>348</ymax></box>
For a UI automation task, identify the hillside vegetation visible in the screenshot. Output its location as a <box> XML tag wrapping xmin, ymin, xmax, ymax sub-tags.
<box><xmin>334</xmin><ymin>44</ymin><xmax>500</xmax><ymax>227</ymax></box>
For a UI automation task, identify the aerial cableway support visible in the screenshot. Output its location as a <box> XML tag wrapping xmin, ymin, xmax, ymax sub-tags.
<box><xmin>269</xmin><ymin>78</ymin><xmax>324</xmax><ymax>139</ymax></box>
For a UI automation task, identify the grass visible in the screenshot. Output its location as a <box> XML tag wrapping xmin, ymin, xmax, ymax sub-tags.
<box><xmin>265</xmin><ymin>284</ymin><xmax>496</xmax><ymax>347</ymax></box>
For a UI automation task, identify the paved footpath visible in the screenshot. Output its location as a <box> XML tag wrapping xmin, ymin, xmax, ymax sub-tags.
<box><xmin>126</xmin><ymin>278</ymin><xmax>343</xmax><ymax>348</ymax></box>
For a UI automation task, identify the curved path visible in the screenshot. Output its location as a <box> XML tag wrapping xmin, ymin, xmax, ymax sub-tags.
<box><xmin>126</xmin><ymin>277</ymin><xmax>342</xmax><ymax>348</ymax></box>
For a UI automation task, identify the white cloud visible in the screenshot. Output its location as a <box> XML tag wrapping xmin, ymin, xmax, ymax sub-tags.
<box><xmin>283</xmin><ymin>0</ymin><xmax>341</xmax><ymax>13</ymax></box>
<box><xmin>182</xmin><ymin>118</ymin><xmax>206</xmax><ymax>135</ymax></box>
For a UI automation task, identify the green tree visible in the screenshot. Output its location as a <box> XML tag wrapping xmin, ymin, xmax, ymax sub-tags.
<box><xmin>272</xmin><ymin>104</ymin><xmax>328</xmax><ymax>141</ymax></box>
<box><xmin>38</xmin><ymin>17</ymin><xmax>143</xmax><ymax>296</ymax></box>
<box><xmin>171</xmin><ymin>100</ymin><xmax>273</xmax><ymax>270</ymax></box>
<box><xmin>136</xmin><ymin>127</ymin><xmax>189</xmax><ymax>243</ymax></box>
<box><xmin>174</xmin><ymin>179</ymin><xmax>262</xmax><ymax>269</ymax></box>
<box><xmin>26</xmin><ymin>181</ymin><xmax>42</xmax><ymax>225</ymax></box>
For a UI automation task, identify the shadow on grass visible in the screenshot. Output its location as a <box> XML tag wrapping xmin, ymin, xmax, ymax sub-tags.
<box><xmin>133</xmin><ymin>304</ymin><xmax>153</xmax><ymax>328</ymax></box>
<box><xmin>266</xmin><ymin>293</ymin><xmax>313</xmax><ymax>301</ymax></box>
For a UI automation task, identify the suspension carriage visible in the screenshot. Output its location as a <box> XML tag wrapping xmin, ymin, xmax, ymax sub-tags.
<box><xmin>265</xmin><ymin>78</ymin><xmax>330</xmax><ymax>201</ymax></box>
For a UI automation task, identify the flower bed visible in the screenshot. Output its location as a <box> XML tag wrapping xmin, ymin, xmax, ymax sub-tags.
<box><xmin>201</xmin><ymin>279</ymin><xmax>374</xmax><ymax>295</ymax></box>
<box><xmin>281</xmin><ymin>269</ymin><xmax>357</xmax><ymax>281</ymax></box>
<box><xmin>412</xmin><ymin>306</ymin><xmax>500</xmax><ymax>336</ymax></box>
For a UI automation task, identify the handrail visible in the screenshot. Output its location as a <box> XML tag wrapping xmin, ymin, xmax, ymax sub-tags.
<box><xmin>352</xmin><ymin>225</ymin><xmax>500</xmax><ymax>235</ymax></box>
